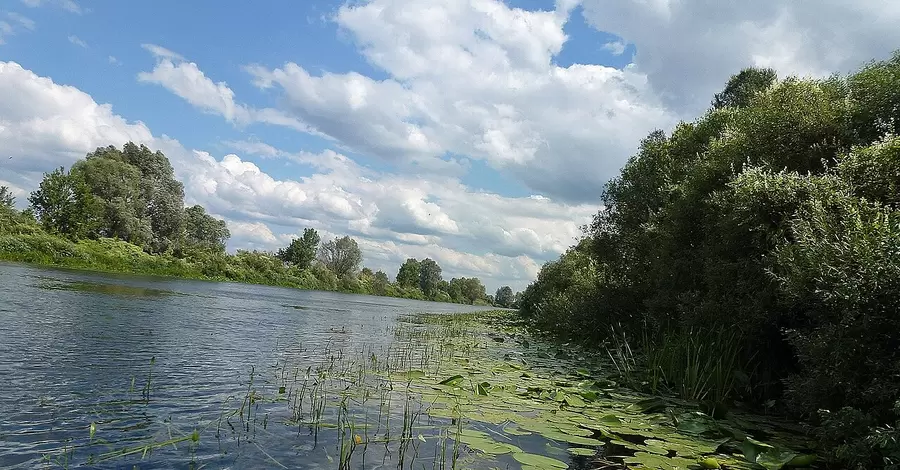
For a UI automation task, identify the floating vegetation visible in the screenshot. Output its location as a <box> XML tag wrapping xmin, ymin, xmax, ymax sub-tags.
<box><xmin>32</xmin><ymin>310</ymin><xmax>820</xmax><ymax>469</ymax></box>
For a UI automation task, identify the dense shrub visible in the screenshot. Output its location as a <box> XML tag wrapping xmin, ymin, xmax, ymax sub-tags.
<box><xmin>519</xmin><ymin>51</ymin><xmax>900</xmax><ymax>467</ymax></box>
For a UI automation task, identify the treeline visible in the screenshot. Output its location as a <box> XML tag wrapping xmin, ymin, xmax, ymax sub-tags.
<box><xmin>0</xmin><ymin>143</ymin><xmax>508</xmax><ymax>306</ymax></box>
<box><xmin>519</xmin><ymin>51</ymin><xmax>900</xmax><ymax>468</ymax></box>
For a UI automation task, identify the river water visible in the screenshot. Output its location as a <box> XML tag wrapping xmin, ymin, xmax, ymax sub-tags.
<box><xmin>0</xmin><ymin>262</ymin><xmax>494</xmax><ymax>469</ymax></box>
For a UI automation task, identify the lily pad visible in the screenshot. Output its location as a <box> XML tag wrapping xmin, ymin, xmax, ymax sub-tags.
<box><xmin>512</xmin><ymin>452</ymin><xmax>569</xmax><ymax>468</ymax></box>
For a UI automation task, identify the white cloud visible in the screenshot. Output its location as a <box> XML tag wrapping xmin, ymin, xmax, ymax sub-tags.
<box><xmin>0</xmin><ymin>60</ymin><xmax>587</xmax><ymax>291</ymax></box>
<box><xmin>602</xmin><ymin>40</ymin><xmax>627</xmax><ymax>56</ymax></box>
<box><xmin>67</xmin><ymin>34</ymin><xmax>87</xmax><ymax>48</ymax></box>
<box><xmin>138</xmin><ymin>44</ymin><xmax>314</xmax><ymax>134</ymax></box>
<box><xmin>0</xmin><ymin>12</ymin><xmax>37</xmax><ymax>44</ymax></box>
<box><xmin>20</xmin><ymin>0</ymin><xmax>81</xmax><ymax>14</ymax></box>
<box><xmin>7</xmin><ymin>12</ymin><xmax>35</xmax><ymax>30</ymax></box>
<box><xmin>108</xmin><ymin>55</ymin><xmax>120</xmax><ymax>65</ymax></box>
<box><xmin>580</xmin><ymin>0</ymin><xmax>900</xmax><ymax>114</ymax></box>
<box><xmin>149</xmin><ymin>1</ymin><xmax>678</xmax><ymax>202</ymax></box>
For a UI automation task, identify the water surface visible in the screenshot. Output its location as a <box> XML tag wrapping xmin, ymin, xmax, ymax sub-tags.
<box><xmin>0</xmin><ymin>262</ymin><xmax>492</xmax><ymax>468</ymax></box>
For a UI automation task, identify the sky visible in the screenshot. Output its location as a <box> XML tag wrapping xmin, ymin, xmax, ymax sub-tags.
<box><xmin>1</xmin><ymin>0</ymin><xmax>899</xmax><ymax>292</ymax></box>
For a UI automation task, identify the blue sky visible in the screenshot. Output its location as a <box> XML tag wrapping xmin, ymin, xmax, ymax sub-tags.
<box><xmin>1</xmin><ymin>0</ymin><xmax>897</xmax><ymax>290</ymax></box>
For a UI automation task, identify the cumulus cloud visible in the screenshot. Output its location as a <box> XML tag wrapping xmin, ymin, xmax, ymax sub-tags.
<box><xmin>580</xmin><ymin>0</ymin><xmax>900</xmax><ymax>114</ymax></box>
<box><xmin>236</xmin><ymin>0</ymin><xmax>677</xmax><ymax>202</ymax></box>
<box><xmin>0</xmin><ymin>60</ymin><xmax>590</xmax><ymax>291</ymax></box>
<box><xmin>137</xmin><ymin>44</ymin><xmax>313</xmax><ymax>133</ymax></box>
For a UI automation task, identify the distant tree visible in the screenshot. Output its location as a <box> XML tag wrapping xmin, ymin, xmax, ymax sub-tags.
<box><xmin>712</xmin><ymin>67</ymin><xmax>777</xmax><ymax>110</ymax></box>
<box><xmin>28</xmin><ymin>167</ymin><xmax>101</xmax><ymax>238</ymax></box>
<box><xmin>182</xmin><ymin>205</ymin><xmax>230</xmax><ymax>252</ymax></box>
<box><xmin>120</xmin><ymin>143</ymin><xmax>186</xmax><ymax>253</ymax></box>
<box><xmin>451</xmin><ymin>277</ymin><xmax>488</xmax><ymax>304</ymax></box>
<box><xmin>318</xmin><ymin>235</ymin><xmax>362</xmax><ymax>278</ymax></box>
<box><xmin>447</xmin><ymin>278</ymin><xmax>465</xmax><ymax>303</ymax></box>
<box><xmin>372</xmin><ymin>270</ymin><xmax>390</xmax><ymax>296</ymax></box>
<box><xmin>72</xmin><ymin>152</ymin><xmax>149</xmax><ymax>244</ymax></box>
<box><xmin>419</xmin><ymin>258</ymin><xmax>442</xmax><ymax>297</ymax></box>
<box><xmin>495</xmin><ymin>286</ymin><xmax>514</xmax><ymax>308</ymax></box>
<box><xmin>396</xmin><ymin>258</ymin><xmax>421</xmax><ymax>288</ymax></box>
<box><xmin>360</xmin><ymin>267</ymin><xmax>374</xmax><ymax>278</ymax></box>
<box><xmin>277</xmin><ymin>228</ymin><xmax>320</xmax><ymax>269</ymax></box>
<box><xmin>0</xmin><ymin>186</ymin><xmax>15</xmax><ymax>209</ymax></box>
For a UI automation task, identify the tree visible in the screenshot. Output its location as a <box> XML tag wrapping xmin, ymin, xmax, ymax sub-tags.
<box><xmin>28</xmin><ymin>167</ymin><xmax>101</xmax><ymax>238</ymax></box>
<box><xmin>72</xmin><ymin>153</ymin><xmax>149</xmax><ymax>244</ymax></box>
<box><xmin>277</xmin><ymin>228</ymin><xmax>320</xmax><ymax>269</ymax></box>
<box><xmin>712</xmin><ymin>67</ymin><xmax>777</xmax><ymax>109</ymax></box>
<box><xmin>318</xmin><ymin>235</ymin><xmax>362</xmax><ymax>278</ymax></box>
<box><xmin>419</xmin><ymin>258</ymin><xmax>442</xmax><ymax>297</ymax></box>
<box><xmin>396</xmin><ymin>258</ymin><xmax>421</xmax><ymax>288</ymax></box>
<box><xmin>0</xmin><ymin>186</ymin><xmax>14</xmax><ymax>209</ymax></box>
<box><xmin>120</xmin><ymin>142</ymin><xmax>186</xmax><ymax>253</ymax></box>
<box><xmin>182</xmin><ymin>205</ymin><xmax>230</xmax><ymax>253</ymax></box>
<box><xmin>494</xmin><ymin>286</ymin><xmax>514</xmax><ymax>308</ymax></box>
<box><xmin>372</xmin><ymin>270</ymin><xmax>390</xmax><ymax>296</ymax></box>
<box><xmin>450</xmin><ymin>277</ymin><xmax>488</xmax><ymax>304</ymax></box>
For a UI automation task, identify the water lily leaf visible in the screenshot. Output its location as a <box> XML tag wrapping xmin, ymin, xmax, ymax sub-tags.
<box><xmin>512</xmin><ymin>452</ymin><xmax>569</xmax><ymax>468</ymax></box>
<box><xmin>625</xmin><ymin>451</ymin><xmax>697</xmax><ymax>469</ymax></box>
<box><xmin>564</xmin><ymin>394</ymin><xmax>586</xmax><ymax>407</ymax></box>
<box><xmin>756</xmin><ymin>448</ymin><xmax>799</xmax><ymax>470</ymax></box>
<box><xmin>439</xmin><ymin>374</ymin><xmax>464</xmax><ymax>386</ymax></box>
<box><xmin>568</xmin><ymin>447</ymin><xmax>596</xmax><ymax>456</ymax></box>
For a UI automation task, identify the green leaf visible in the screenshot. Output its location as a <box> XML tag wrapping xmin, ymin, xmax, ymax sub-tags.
<box><xmin>512</xmin><ymin>452</ymin><xmax>569</xmax><ymax>468</ymax></box>
<box><xmin>439</xmin><ymin>374</ymin><xmax>465</xmax><ymax>386</ymax></box>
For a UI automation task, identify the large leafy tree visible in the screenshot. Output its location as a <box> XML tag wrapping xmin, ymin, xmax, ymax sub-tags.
<box><xmin>418</xmin><ymin>258</ymin><xmax>442</xmax><ymax>297</ymax></box>
<box><xmin>396</xmin><ymin>258</ymin><xmax>421</xmax><ymax>288</ymax></box>
<box><xmin>318</xmin><ymin>235</ymin><xmax>362</xmax><ymax>278</ymax></box>
<box><xmin>71</xmin><ymin>151</ymin><xmax>150</xmax><ymax>245</ymax></box>
<box><xmin>494</xmin><ymin>286</ymin><xmax>514</xmax><ymax>308</ymax></box>
<box><xmin>120</xmin><ymin>143</ymin><xmax>185</xmax><ymax>253</ymax></box>
<box><xmin>28</xmin><ymin>167</ymin><xmax>101</xmax><ymax>238</ymax></box>
<box><xmin>372</xmin><ymin>270</ymin><xmax>390</xmax><ymax>296</ymax></box>
<box><xmin>277</xmin><ymin>228</ymin><xmax>320</xmax><ymax>269</ymax></box>
<box><xmin>182</xmin><ymin>205</ymin><xmax>230</xmax><ymax>253</ymax></box>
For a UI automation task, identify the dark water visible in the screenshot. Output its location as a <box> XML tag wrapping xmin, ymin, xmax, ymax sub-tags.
<box><xmin>0</xmin><ymin>262</ymin><xmax>493</xmax><ymax>469</ymax></box>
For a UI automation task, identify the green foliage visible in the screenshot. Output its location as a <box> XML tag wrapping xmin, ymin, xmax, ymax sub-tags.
<box><xmin>418</xmin><ymin>257</ymin><xmax>442</xmax><ymax>298</ymax></box>
<box><xmin>396</xmin><ymin>258</ymin><xmax>421</xmax><ymax>288</ymax></box>
<box><xmin>276</xmin><ymin>228</ymin><xmax>319</xmax><ymax>269</ymax></box>
<box><xmin>494</xmin><ymin>286</ymin><xmax>513</xmax><ymax>308</ymax></box>
<box><xmin>318</xmin><ymin>235</ymin><xmax>362</xmax><ymax>278</ymax></box>
<box><xmin>29</xmin><ymin>167</ymin><xmax>103</xmax><ymax>238</ymax></box>
<box><xmin>181</xmin><ymin>205</ymin><xmax>229</xmax><ymax>253</ymax></box>
<box><xmin>712</xmin><ymin>67</ymin><xmax>777</xmax><ymax>109</ymax></box>
<box><xmin>520</xmin><ymin>51</ymin><xmax>900</xmax><ymax>467</ymax></box>
<box><xmin>0</xmin><ymin>186</ymin><xmax>15</xmax><ymax>209</ymax></box>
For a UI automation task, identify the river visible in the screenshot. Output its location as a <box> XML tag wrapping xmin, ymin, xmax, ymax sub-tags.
<box><xmin>0</xmin><ymin>262</ymin><xmax>493</xmax><ymax>469</ymax></box>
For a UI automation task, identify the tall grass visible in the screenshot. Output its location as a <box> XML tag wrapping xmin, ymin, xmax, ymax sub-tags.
<box><xmin>606</xmin><ymin>324</ymin><xmax>748</xmax><ymax>405</ymax></box>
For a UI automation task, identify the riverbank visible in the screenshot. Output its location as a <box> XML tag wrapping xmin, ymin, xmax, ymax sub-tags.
<box><xmin>0</xmin><ymin>231</ymin><xmax>480</xmax><ymax>304</ymax></box>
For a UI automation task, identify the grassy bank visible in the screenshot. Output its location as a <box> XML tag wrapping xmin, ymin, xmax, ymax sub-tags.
<box><xmin>0</xmin><ymin>230</ymin><xmax>454</xmax><ymax>301</ymax></box>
